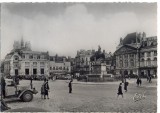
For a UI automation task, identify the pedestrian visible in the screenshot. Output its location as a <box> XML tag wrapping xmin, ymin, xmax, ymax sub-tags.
<box><xmin>117</xmin><ymin>83</ymin><xmax>123</xmax><ymax>98</ymax></box>
<box><xmin>149</xmin><ymin>76</ymin><xmax>152</xmax><ymax>83</ymax></box>
<box><xmin>68</xmin><ymin>80</ymin><xmax>72</xmax><ymax>93</ymax></box>
<box><xmin>139</xmin><ymin>78</ymin><xmax>142</xmax><ymax>86</ymax></box>
<box><xmin>41</xmin><ymin>85</ymin><xmax>45</xmax><ymax>99</ymax></box>
<box><xmin>1</xmin><ymin>75</ymin><xmax>6</xmax><ymax>98</ymax></box>
<box><xmin>43</xmin><ymin>79</ymin><xmax>50</xmax><ymax>99</ymax></box>
<box><xmin>124</xmin><ymin>80</ymin><xmax>129</xmax><ymax>92</ymax></box>
<box><xmin>0</xmin><ymin>98</ymin><xmax>11</xmax><ymax>111</ymax></box>
<box><xmin>30</xmin><ymin>76</ymin><xmax>33</xmax><ymax>89</ymax></box>
<box><xmin>136</xmin><ymin>77</ymin><xmax>140</xmax><ymax>86</ymax></box>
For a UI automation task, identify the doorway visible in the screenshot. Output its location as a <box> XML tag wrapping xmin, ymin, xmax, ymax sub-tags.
<box><xmin>15</xmin><ymin>69</ymin><xmax>18</xmax><ymax>75</ymax></box>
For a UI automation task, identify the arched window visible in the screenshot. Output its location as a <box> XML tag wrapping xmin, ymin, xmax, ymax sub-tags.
<box><xmin>154</xmin><ymin>57</ymin><xmax>157</xmax><ymax>61</ymax></box>
<box><xmin>153</xmin><ymin>57</ymin><xmax>157</xmax><ymax>66</ymax></box>
<box><xmin>141</xmin><ymin>58</ymin><xmax>144</xmax><ymax>67</ymax></box>
<box><xmin>124</xmin><ymin>60</ymin><xmax>128</xmax><ymax>67</ymax></box>
<box><xmin>14</xmin><ymin>56</ymin><xmax>19</xmax><ymax>60</ymax></box>
<box><xmin>130</xmin><ymin>59</ymin><xmax>134</xmax><ymax>67</ymax></box>
<box><xmin>147</xmin><ymin>58</ymin><xmax>151</xmax><ymax>66</ymax></box>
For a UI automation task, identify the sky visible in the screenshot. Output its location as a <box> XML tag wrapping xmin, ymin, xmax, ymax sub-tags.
<box><xmin>1</xmin><ymin>3</ymin><xmax>157</xmax><ymax>59</ymax></box>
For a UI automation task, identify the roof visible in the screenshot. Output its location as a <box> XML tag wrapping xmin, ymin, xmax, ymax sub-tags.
<box><xmin>122</xmin><ymin>32</ymin><xmax>140</xmax><ymax>45</ymax></box>
<box><xmin>22</xmin><ymin>50</ymin><xmax>48</xmax><ymax>55</ymax></box>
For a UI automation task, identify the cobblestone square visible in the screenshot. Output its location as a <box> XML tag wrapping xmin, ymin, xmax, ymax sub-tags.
<box><xmin>6</xmin><ymin>79</ymin><xmax>157</xmax><ymax>112</ymax></box>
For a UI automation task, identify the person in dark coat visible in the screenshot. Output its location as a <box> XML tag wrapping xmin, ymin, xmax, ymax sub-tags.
<box><xmin>139</xmin><ymin>78</ymin><xmax>142</xmax><ymax>86</ymax></box>
<box><xmin>0</xmin><ymin>98</ymin><xmax>11</xmax><ymax>111</ymax></box>
<box><xmin>136</xmin><ymin>77</ymin><xmax>140</xmax><ymax>86</ymax></box>
<box><xmin>68</xmin><ymin>80</ymin><xmax>72</xmax><ymax>93</ymax></box>
<box><xmin>149</xmin><ymin>76</ymin><xmax>152</xmax><ymax>83</ymax></box>
<box><xmin>30</xmin><ymin>76</ymin><xmax>33</xmax><ymax>89</ymax></box>
<box><xmin>1</xmin><ymin>75</ymin><xmax>6</xmax><ymax>98</ymax></box>
<box><xmin>117</xmin><ymin>83</ymin><xmax>123</xmax><ymax>98</ymax></box>
<box><xmin>43</xmin><ymin>79</ymin><xmax>50</xmax><ymax>99</ymax></box>
<box><xmin>124</xmin><ymin>81</ymin><xmax>129</xmax><ymax>92</ymax></box>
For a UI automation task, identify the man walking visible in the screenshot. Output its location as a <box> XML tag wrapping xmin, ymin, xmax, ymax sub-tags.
<box><xmin>68</xmin><ymin>80</ymin><xmax>72</xmax><ymax>93</ymax></box>
<box><xmin>136</xmin><ymin>77</ymin><xmax>140</xmax><ymax>87</ymax></box>
<box><xmin>43</xmin><ymin>79</ymin><xmax>50</xmax><ymax>99</ymax></box>
<box><xmin>124</xmin><ymin>80</ymin><xmax>129</xmax><ymax>92</ymax></box>
<box><xmin>1</xmin><ymin>75</ymin><xmax>6</xmax><ymax>98</ymax></box>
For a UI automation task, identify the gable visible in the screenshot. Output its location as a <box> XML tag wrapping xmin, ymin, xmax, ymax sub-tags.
<box><xmin>114</xmin><ymin>45</ymin><xmax>137</xmax><ymax>55</ymax></box>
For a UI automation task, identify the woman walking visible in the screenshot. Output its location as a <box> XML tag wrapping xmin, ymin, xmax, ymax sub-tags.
<box><xmin>117</xmin><ymin>83</ymin><xmax>123</xmax><ymax>98</ymax></box>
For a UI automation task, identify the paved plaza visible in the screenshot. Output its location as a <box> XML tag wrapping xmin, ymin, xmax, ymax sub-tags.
<box><xmin>5</xmin><ymin>79</ymin><xmax>157</xmax><ymax>112</ymax></box>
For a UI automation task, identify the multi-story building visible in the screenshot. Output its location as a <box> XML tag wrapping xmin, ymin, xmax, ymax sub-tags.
<box><xmin>4</xmin><ymin>38</ymin><xmax>49</xmax><ymax>77</ymax></box>
<box><xmin>75</xmin><ymin>49</ymin><xmax>94</xmax><ymax>75</ymax></box>
<box><xmin>139</xmin><ymin>36</ymin><xmax>157</xmax><ymax>77</ymax></box>
<box><xmin>49</xmin><ymin>55</ymin><xmax>71</xmax><ymax>76</ymax></box>
<box><xmin>114</xmin><ymin>32</ymin><xmax>157</xmax><ymax>78</ymax></box>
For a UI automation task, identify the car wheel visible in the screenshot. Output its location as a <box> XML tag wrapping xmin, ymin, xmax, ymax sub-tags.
<box><xmin>21</xmin><ymin>91</ymin><xmax>33</xmax><ymax>102</ymax></box>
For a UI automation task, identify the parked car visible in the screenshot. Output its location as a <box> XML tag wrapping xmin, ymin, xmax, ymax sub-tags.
<box><xmin>5</xmin><ymin>79</ymin><xmax>38</xmax><ymax>102</ymax></box>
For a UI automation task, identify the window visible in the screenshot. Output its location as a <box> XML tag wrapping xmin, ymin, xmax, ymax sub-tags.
<box><xmin>141</xmin><ymin>53</ymin><xmax>144</xmax><ymax>57</ymax></box>
<box><xmin>33</xmin><ymin>62</ymin><xmax>37</xmax><ymax>67</ymax></box>
<box><xmin>56</xmin><ymin>67</ymin><xmax>58</xmax><ymax>70</ymax></box>
<box><xmin>130</xmin><ymin>59</ymin><xmax>134</xmax><ymax>67</ymax></box>
<box><xmin>41</xmin><ymin>68</ymin><xmax>44</xmax><ymax>74</ymax></box>
<box><xmin>154</xmin><ymin>57</ymin><xmax>157</xmax><ymax>61</ymax></box>
<box><xmin>120</xmin><ymin>60</ymin><xmax>123</xmax><ymax>67</ymax></box>
<box><xmin>13</xmin><ymin>63</ymin><xmax>19</xmax><ymax>68</ymax></box>
<box><xmin>141</xmin><ymin>59</ymin><xmax>144</xmax><ymax>67</ymax></box>
<box><xmin>40</xmin><ymin>62</ymin><xmax>45</xmax><ymax>67</ymax></box>
<box><xmin>130</xmin><ymin>54</ymin><xmax>134</xmax><ymax>58</ymax></box>
<box><xmin>22</xmin><ymin>54</ymin><xmax>25</xmax><ymax>59</ymax></box>
<box><xmin>124</xmin><ymin>60</ymin><xmax>128</xmax><ymax>67</ymax></box>
<box><xmin>59</xmin><ymin>67</ymin><xmax>62</xmax><ymax>70</ymax></box>
<box><xmin>63</xmin><ymin>67</ymin><xmax>65</xmax><ymax>70</ymax></box>
<box><xmin>153</xmin><ymin>58</ymin><xmax>157</xmax><ymax>66</ymax></box>
<box><xmin>124</xmin><ymin>54</ymin><xmax>128</xmax><ymax>59</ymax></box>
<box><xmin>37</xmin><ymin>55</ymin><xmax>40</xmax><ymax>59</ymax></box>
<box><xmin>41</xmin><ymin>55</ymin><xmax>44</xmax><ymax>59</ymax></box>
<box><xmin>147</xmin><ymin>58</ymin><xmax>151</xmax><ymax>66</ymax></box>
<box><xmin>33</xmin><ymin>69</ymin><xmax>37</xmax><ymax>75</ymax></box>
<box><xmin>29</xmin><ymin>54</ymin><xmax>33</xmax><ymax>59</ymax></box>
<box><xmin>50</xmin><ymin>67</ymin><xmax>52</xmax><ymax>70</ymax></box>
<box><xmin>147</xmin><ymin>52</ymin><xmax>151</xmax><ymax>57</ymax></box>
<box><xmin>33</xmin><ymin>55</ymin><xmax>37</xmax><ymax>59</ymax></box>
<box><xmin>25</xmin><ymin>69</ymin><xmax>29</xmax><ymax>75</ymax></box>
<box><xmin>25</xmin><ymin>62</ymin><xmax>30</xmax><ymax>67</ymax></box>
<box><xmin>154</xmin><ymin>51</ymin><xmax>157</xmax><ymax>56</ymax></box>
<box><xmin>53</xmin><ymin>67</ymin><xmax>55</xmax><ymax>70</ymax></box>
<box><xmin>14</xmin><ymin>56</ymin><xmax>19</xmax><ymax>60</ymax></box>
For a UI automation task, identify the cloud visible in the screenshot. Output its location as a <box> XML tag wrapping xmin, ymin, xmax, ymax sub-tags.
<box><xmin>1</xmin><ymin>3</ymin><xmax>157</xmax><ymax>59</ymax></box>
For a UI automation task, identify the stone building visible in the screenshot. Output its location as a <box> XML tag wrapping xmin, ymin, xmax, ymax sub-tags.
<box><xmin>114</xmin><ymin>32</ymin><xmax>157</xmax><ymax>78</ymax></box>
<box><xmin>4</xmin><ymin>38</ymin><xmax>49</xmax><ymax>77</ymax></box>
<box><xmin>49</xmin><ymin>55</ymin><xmax>71</xmax><ymax>77</ymax></box>
<box><xmin>75</xmin><ymin>49</ymin><xmax>94</xmax><ymax>75</ymax></box>
<box><xmin>139</xmin><ymin>36</ymin><xmax>157</xmax><ymax>77</ymax></box>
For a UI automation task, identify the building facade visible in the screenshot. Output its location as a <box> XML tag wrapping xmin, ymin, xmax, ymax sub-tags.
<box><xmin>114</xmin><ymin>32</ymin><xmax>157</xmax><ymax>78</ymax></box>
<box><xmin>75</xmin><ymin>49</ymin><xmax>94</xmax><ymax>75</ymax></box>
<box><xmin>49</xmin><ymin>55</ymin><xmax>71</xmax><ymax>76</ymax></box>
<box><xmin>4</xmin><ymin>38</ymin><xmax>49</xmax><ymax>77</ymax></box>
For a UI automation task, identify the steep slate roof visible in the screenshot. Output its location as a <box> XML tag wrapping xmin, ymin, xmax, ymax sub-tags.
<box><xmin>122</xmin><ymin>32</ymin><xmax>140</xmax><ymax>45</ymax></box>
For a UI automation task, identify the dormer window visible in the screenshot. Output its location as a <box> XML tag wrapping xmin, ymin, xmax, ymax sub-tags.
<box><xmin>14</xmin><ymin>56</ymin><xmax>19</xmax><ymax>60</ymax></box>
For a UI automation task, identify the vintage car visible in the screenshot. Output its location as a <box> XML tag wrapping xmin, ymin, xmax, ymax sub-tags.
<box><xmin>5</xmin><ymin>79</ymin><xmax>38</xmax><ymax>102</ymax></box>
